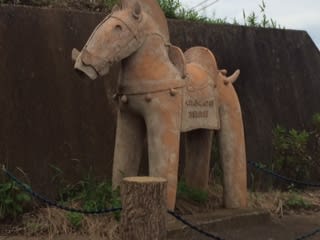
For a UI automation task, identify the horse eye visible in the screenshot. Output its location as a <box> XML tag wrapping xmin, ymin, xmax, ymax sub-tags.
<box><xmin>115</xmin><ymin>25</ymin><xmax>122</xmax><ymax>31</ymax></box>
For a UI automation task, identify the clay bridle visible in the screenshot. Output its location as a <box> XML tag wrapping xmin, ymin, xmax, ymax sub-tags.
<box><xmin>79</xmin><ymin>13</ymin><xmax>139</xmax><ymax>75</ymax></box>
<box><xmin>109</xmin><ymin>15</ymin><xmax>140</xmax><ymax>40</ymax></box>
<box><xmin>108</xmin><ymin>11</ymin><xmax>171</xmax><ymax>46</ymax></box>
<box><xmin>81</xmin><ymin>10</ymin><xmax>171</xmax><ymax>72</ymax></box>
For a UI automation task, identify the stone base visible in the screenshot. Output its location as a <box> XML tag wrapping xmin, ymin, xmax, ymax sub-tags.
<box><xmin>167</xmin><ymin>208</ymin><xmax>270</xmax><ymax>238</ymax></box>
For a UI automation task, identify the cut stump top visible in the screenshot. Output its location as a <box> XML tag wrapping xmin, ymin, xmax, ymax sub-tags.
<box><xmin>123</xmin><ymin>176</ymin><xmax>167</xmax><ymax>183</ymax></box>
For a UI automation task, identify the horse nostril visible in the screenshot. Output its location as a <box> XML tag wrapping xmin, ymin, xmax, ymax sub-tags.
<box><xmin>115</xmin><ymin>24</ymin><xmax>123</xmax><ymax>31</ymax></box>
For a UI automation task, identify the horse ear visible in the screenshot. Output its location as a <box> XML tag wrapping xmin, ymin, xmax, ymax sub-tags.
<box><xmin>132</xmin><ymin>2</ymin><xmax>142</xmax><ymax>21</ymax></box>
<box><xmin>111</xmin><ymin>4</ymin><xmax>121</xmax><ymax>12</ymax></box>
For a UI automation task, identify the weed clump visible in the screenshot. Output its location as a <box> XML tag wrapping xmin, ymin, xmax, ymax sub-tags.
<box><xmin>177</xmin><ymin>180</ymin><xmax>208</xmax><ymax>204</ymax></box>
<box><xmin>0</xmin><ymin>180</ymin><xmax>32</xmax><ymax>220</ymax></box>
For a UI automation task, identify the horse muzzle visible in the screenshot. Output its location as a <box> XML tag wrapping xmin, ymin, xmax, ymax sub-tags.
<box><xmin>72</xmin><ymin>48</ymin><xmax>110</xmax><ymax>80</ymax></box>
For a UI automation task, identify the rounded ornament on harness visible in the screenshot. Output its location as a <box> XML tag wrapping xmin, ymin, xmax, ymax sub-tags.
<box><xmin>145</xmin><ymin>94</ymin><xmax>152</xmax><ymax>102</ymax></box>
<box><xmin>170</xmin><ymin>88</ymin><xmax>178</xmax><ymax>96</ymax></box>
<box><xmin>121</xmin><ymin>95</ymin><xmax>128</xmax><ymax>104</ymax></box>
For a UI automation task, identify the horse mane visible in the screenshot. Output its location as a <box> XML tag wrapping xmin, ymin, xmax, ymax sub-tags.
<box><xmin>120</xmin><ymin>0</ymin><xmax>170</xmax><ymax>42</ymax></box>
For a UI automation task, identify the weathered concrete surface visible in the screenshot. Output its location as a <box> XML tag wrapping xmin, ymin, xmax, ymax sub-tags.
<box><xmin>167</xmin><ymin>208</ymin><xmax>270</xmax><ymax>238</ymax></box>
<box><xmin>168</xmin><ymin>211</ymin><xmax>320</xmax><ymax>240</ymax></box>
<box><xmin>0</xmin><ymin>6</ymin><xmax>320</xmax><ymax>193</ymax></box>
<box><xmin>0</xmin><ymin>6</ymin><xmax>118</xmax><ymax>195</ymax></box>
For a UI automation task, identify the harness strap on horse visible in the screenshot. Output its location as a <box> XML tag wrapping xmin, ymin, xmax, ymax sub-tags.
<box><xmin>114</xmin><ymin>79</ymin><xmax>186</xmax><ymax>98</ymax></box>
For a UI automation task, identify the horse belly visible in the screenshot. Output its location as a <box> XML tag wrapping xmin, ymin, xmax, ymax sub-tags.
<box><xmin>181</xmin><ymin>81</ymin><xmax>220</xmax><ymax>132</ymax></box>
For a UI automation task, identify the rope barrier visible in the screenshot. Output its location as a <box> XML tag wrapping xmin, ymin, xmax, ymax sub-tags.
<box><xmin>2</xmin><ymin>165</ymin><xmax>320</xmax><ymax>240</ymax></box>
<box><xmin>248</xmin><ymin>161</ymin><xmax>320</xmax><ymax>240</ymax></box>
<box><xmin>2</xmin><ymin>165</ymin><xmax>225</xmax><ymax>239</ymax></box>
<box><xmin>248</xmin><ymin>161</ymin><xmax>320</xmax><ymax>187</ymax></box>
<box><xmin>295</xmin><ymin>228</ymin><xmax>320</xmax><ymax>240</ymax></box>
<box><xmin>2</xmin><ymin>165</ymin><xmax>122</xmax><ymax>214</ymax></box>
<box><xmin>168</xmin><ymin>210</ymin><xmax>225</xmax><ymax>240</ymax></box>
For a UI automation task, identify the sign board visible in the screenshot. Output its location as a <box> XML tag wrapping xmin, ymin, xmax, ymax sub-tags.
<box><xmin>181</xmin><ymin>79</ymin><xmax>220</xmax><ymax>132</ymax></box>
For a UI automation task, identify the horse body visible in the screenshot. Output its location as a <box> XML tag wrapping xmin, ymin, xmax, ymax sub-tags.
<box><xmin>73</xmin><ymin>0</ymin><xmax>247</xmax><ymax>210</ymax></box>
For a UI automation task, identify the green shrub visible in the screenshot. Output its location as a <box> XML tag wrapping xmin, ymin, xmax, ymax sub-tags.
<box><xmin>103</xmin><ymin>0</ymin><xmax>118</xmax><ymax>9</ymax></box>
<box><xmin>1</xmin><ymin>0</ymin><xmax>283</xmax><ymax>28</ymax></box>
<box><xmin>59</xmin><ymin>174</ymin><xmax>120</xmax><ymax>211</ymax></box>
<box><xmin>66</xmin><ymin>212</ymin><xmax>83</xmax><ymax>229</ymax></box>
<box><xmin>157</xmin><ymin>0</ymin><xmax>227</xmax><ymax>24</ymax></box>
<box><xmin>157</xmin><ymin>0</ymin><xmax>281</xmax><ymax>28</ymax></box>
<box><xmin>272</xmin><ymin>125</ymin><xmax>311</xmax><ymax>183</ymax></box>
<box><xmin>310</xmin><ymin>113</ymin><xmax>320</xmax><ymax>170</ymax></box>
<box><xmin>0</xmin><ymin>180</ymin><xmax>31</xmax><ymax>220</ymax></box>
<box><xmin>177</xmin><ymin>180</ymin><xmax>208</xmax><ymax>203</ymax></box>
<box><xmin>312</xmin><ymin>113</ymin><xmax>320</xmax><ymax>132</ymax></box>
<box><xmin>158</xmin><ymin>0</ymin><xmax>181</xmax><ymax>18</ymax></box>
<box><xmin>51</xmin><ymin>168</ymin><xmax>121</xmax><ymax>226</ymax></box>
<box><xmin>285</xmin><ymin>191</ymin><xmax>311</xmax><ymax>209</ymax></box>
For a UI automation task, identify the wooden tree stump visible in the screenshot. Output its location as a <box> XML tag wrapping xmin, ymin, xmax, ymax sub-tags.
<box><xmin>120</xmin><ymin>177</ymin><xmax>167</xmax><ymax>240</ymax></box>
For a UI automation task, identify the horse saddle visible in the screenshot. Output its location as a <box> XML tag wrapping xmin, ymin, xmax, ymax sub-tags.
<box><xmin>169</xmin><ymin>46</ymin><xmax>220</xmax><ymax>132</ymax></box>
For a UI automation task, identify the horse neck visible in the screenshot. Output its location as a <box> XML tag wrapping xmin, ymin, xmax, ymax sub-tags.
<box><xmin>120</xmin><ymin>34</ymin><xmax>180</xmax><ymax>85</ymax></box>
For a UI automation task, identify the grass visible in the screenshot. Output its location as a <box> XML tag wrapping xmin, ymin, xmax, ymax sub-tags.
<box><xmin>0</xmin><ymin>165</ymin><xmax>122</xmax><ymax>238</ymax></box>
<box><xmin>158</xmin><ymin>0</ymin><xmax>283</xmax><ymax>28</ymax></box>
<box><xmin>177</xmin><ymin>180</ymin><xmax>208</xmax><ymax>204</ymax></box>
<box><xmin>19</xmin><ymin>175</ymin><xmax>121</xmax><ymax>238</ymax></box>
<box><xmin>249</xmin><ymin>189</ymin><xmax>318</xmax><ymax>217</ymax></box>
<box><xmin>50</xmin><ymin>166</ymin><xmax>122</xmax><ymax>225</ymax></box>
<box><xmin>0</xmin><ymin>178</ymin><xmax>319</xmax><ymax>238</ymax></box>
<box><xmin>241</xmin><ymin>0</ymin><xmax>283</xmax><ymax>28</ymax></box>
<box><xmin>285</xmin><ymin>189</ymin><xmax>312</xmax><ymax>210</ymax></box>
<box><xmin>21</xmin><ymin>207</ymin><xmax>120</xmax><ymax>238</ymax></box>
<box><xmin>0</xmin><ymin>0</ymin><xmax>283</xmax><ymax>28</ymax></box>
<box><xmin>158</xmin><ymin>0</ymin><xmax>227</xmax><ymax>24</ymax></box>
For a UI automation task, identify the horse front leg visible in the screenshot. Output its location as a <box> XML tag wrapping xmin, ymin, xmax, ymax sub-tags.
<box><xmin>112</xmin><ymin>108</ymin><xmax>145</xmax><ymax>189</ymax></box>
<box><xmin>144</xmin><ymin>93</ymin><xmax>182</xmax><ymax>211</ymax></box>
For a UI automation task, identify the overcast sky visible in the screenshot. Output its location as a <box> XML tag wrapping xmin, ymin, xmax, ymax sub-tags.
<box><xmin>179</xmin><ymin>0</ymin><xmax>320</xmax><ymax>49</ymax></box>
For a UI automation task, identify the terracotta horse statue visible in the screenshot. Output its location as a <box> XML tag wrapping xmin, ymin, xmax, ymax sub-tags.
<box><xmin>72</xmin><ymin>0</ymin><xmax>247</xmax><ymax>210</ymax></box>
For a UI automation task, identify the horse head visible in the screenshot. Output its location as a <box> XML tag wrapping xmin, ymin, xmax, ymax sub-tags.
<box><xmin>73</xmin><ymin>2</ymin><xmax>147</xmax><ymax>80</ymax></box>
<box><xmin>73</xmin><ymin>0</ymin><xmax>169</xmax><ymax>80</ymax></box>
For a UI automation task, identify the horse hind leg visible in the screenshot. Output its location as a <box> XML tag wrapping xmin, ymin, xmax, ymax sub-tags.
<box><xmin>218</xmin><ymin>88</ymin><xmax>248</xmax><ymax>209</ymax></box>
<box><xmin>184</xmin><ymin>129</ymin><xmax>213</xmax><ymax>190</ymax></box>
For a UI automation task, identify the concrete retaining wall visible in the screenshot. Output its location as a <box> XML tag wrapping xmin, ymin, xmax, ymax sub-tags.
<box><xmin>0</xmin><ymin>6</ymin><xmax>319</xmax><ymax>192</ymax></box>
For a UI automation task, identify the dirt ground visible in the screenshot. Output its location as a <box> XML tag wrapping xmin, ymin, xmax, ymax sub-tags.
<box><xmin>1</xmin><ymin>213</ymin><xmax>320</xmax><ymax>240</ymax></box>
<box><xmin>1</xmin><ymin>190</ymin><xmax>320</xmax><ymax>240</ymax></box>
